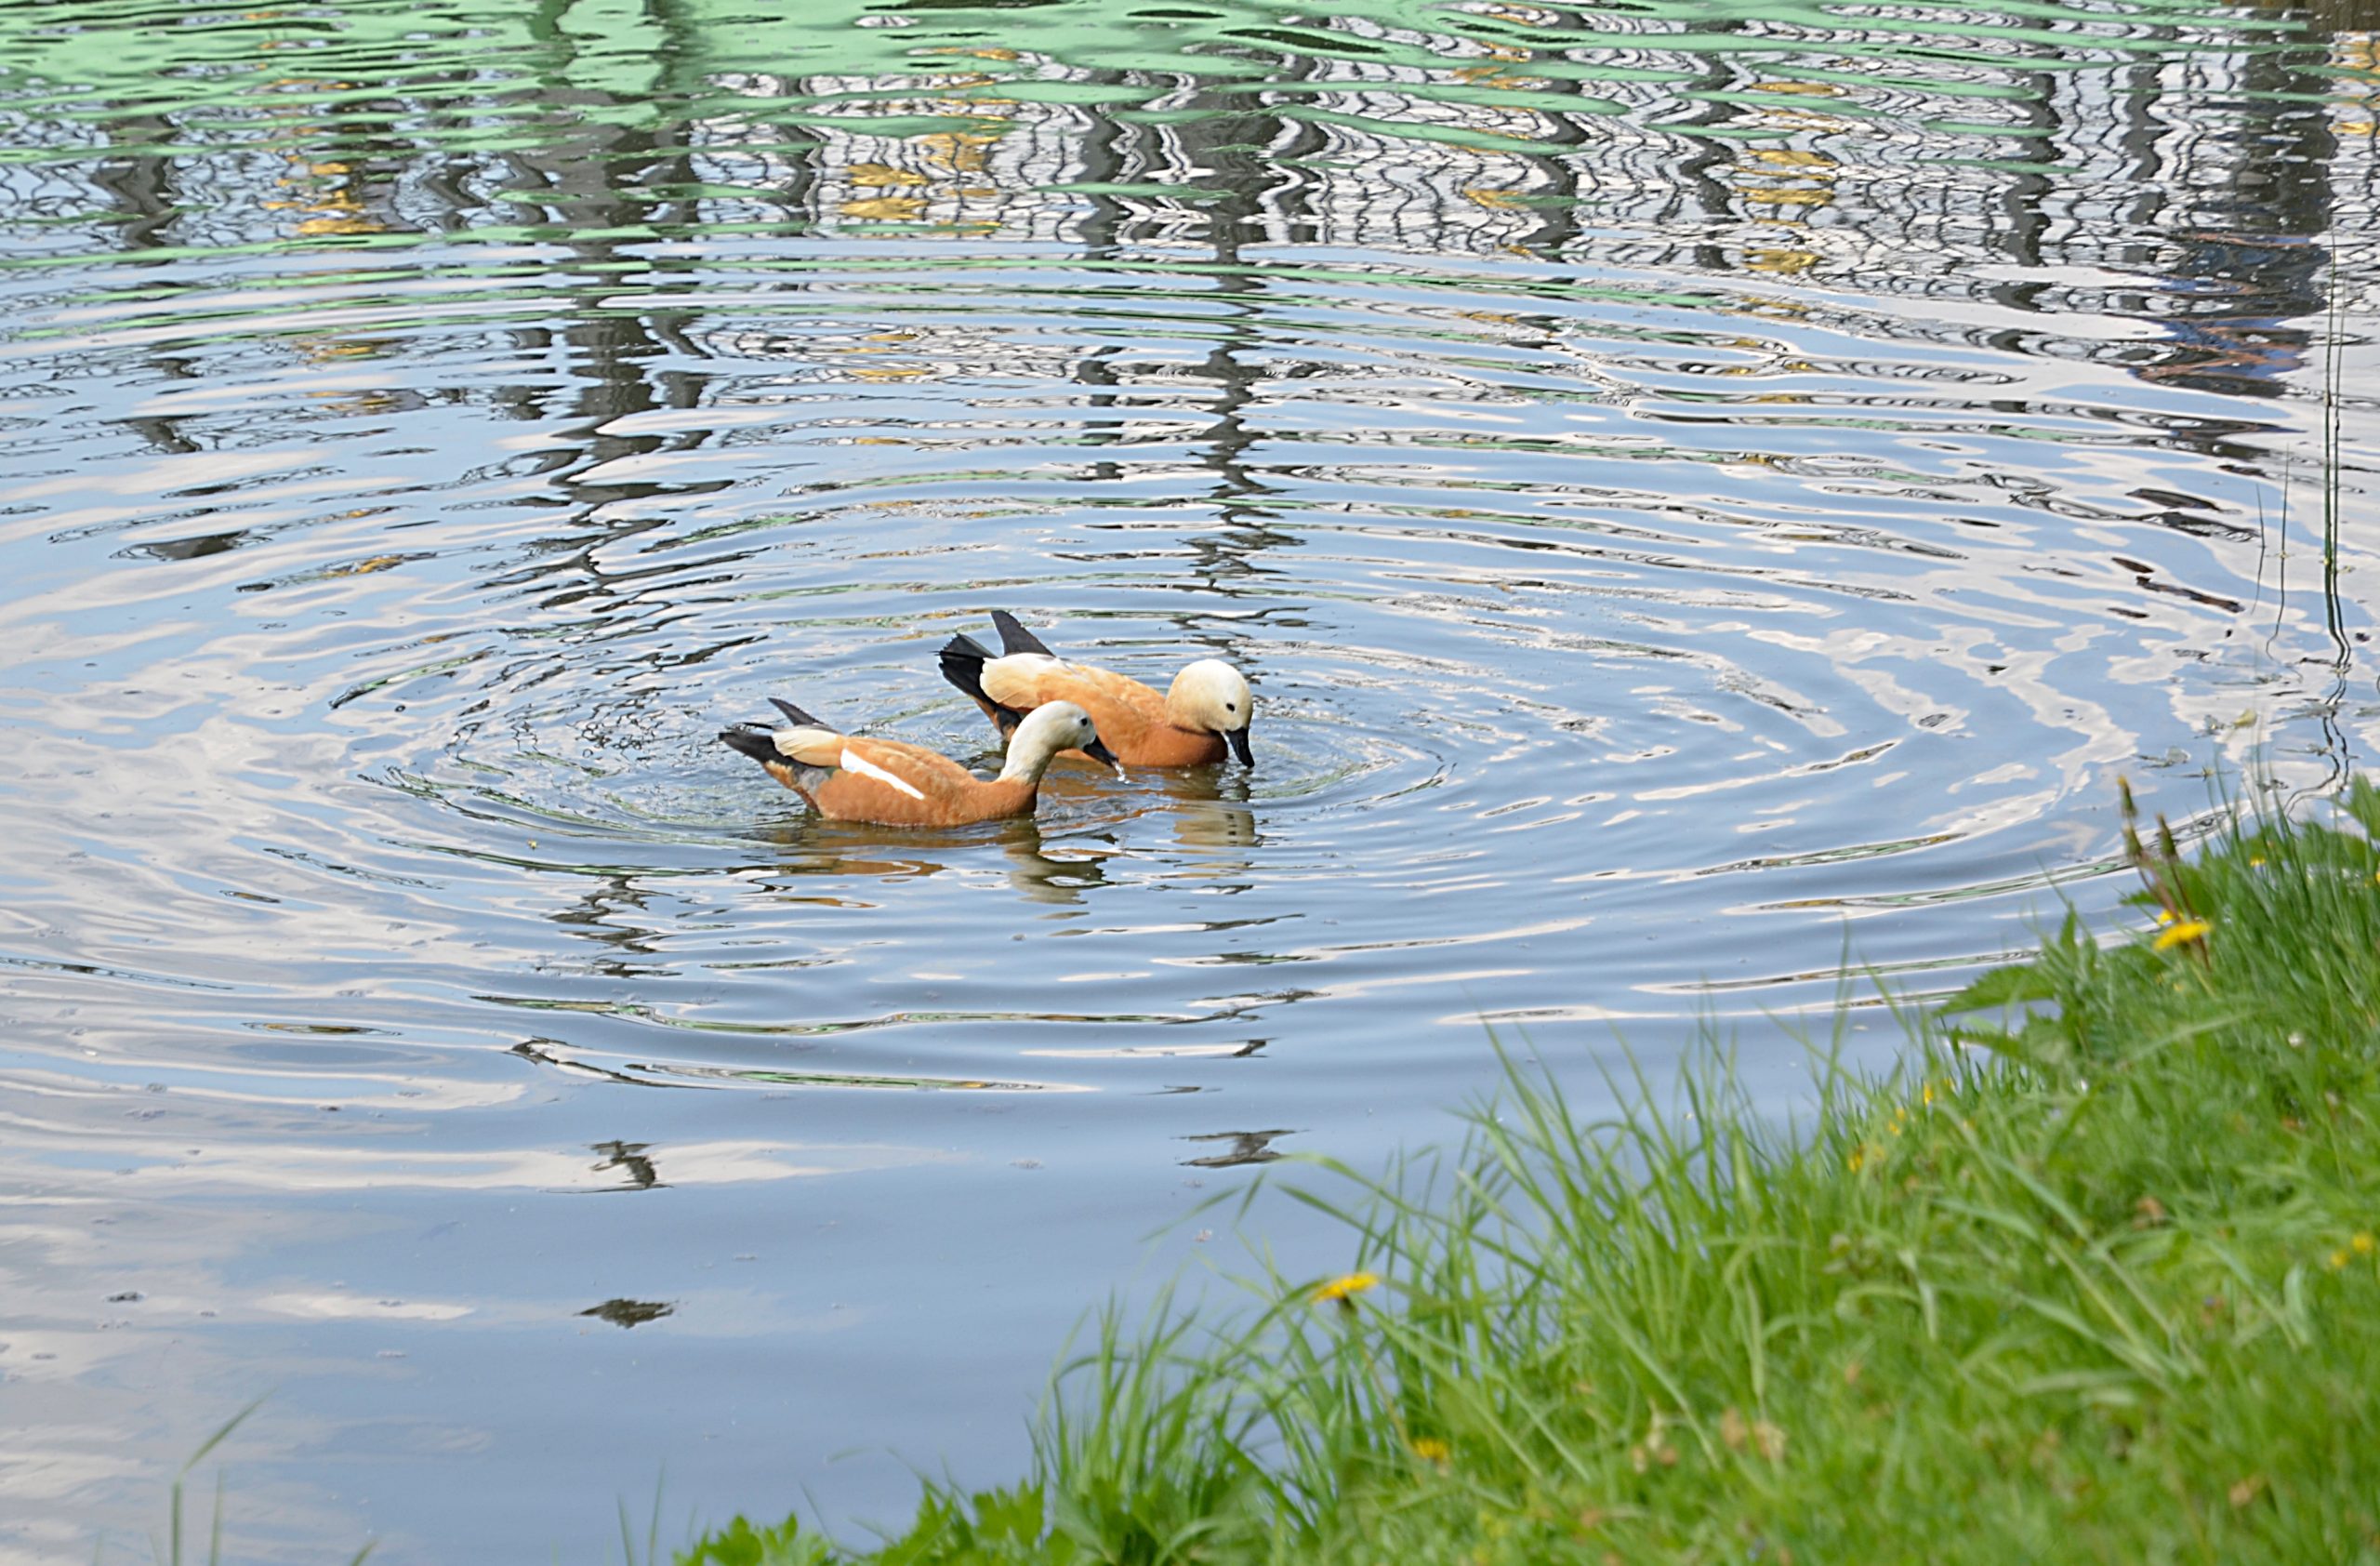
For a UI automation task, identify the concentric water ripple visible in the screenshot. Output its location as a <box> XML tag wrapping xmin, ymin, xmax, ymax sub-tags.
<box><xmin>1</xmin><ymin>253</ymin><xmax>2364</xmax><ymax>1080</ymax></box>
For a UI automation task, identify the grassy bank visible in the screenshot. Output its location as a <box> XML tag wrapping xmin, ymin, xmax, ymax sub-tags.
<box><xmin>686</xmin><ymin>781</ymin><xmax>2380</xmax><ymax>1564</ymax></box>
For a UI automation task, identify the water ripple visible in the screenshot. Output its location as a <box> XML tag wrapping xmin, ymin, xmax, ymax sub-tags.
<box><xmin>4</xmin><ymin>0</ymin><xmax>2378</xmax><ymax>1556</ymax></box>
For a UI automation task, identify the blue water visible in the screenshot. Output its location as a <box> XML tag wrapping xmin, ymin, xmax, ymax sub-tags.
<box><xmin>2</xmin><ymin>0</ymin><xmax>2376</xmax><ymax>1557</ymax></box>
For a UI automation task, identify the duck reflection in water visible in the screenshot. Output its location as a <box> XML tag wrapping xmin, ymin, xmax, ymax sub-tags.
<box><xmin>736</xmin><ymin>806</ymin><xmax>1114</xmax><ymax>909</ymax></box>
<box><xmin>997</xmin><ymin>817</ymin><xmax>1112</xmax><ymax>908</ymax></box>
<box><xmin>1144</xmin><ymin>763</ymin><xmax>1261</xmax><ymax>892</ymax></box>
<box><xmin>1005</xmin><ymin>762</ymin><xmax>1259</xmax><ymax>896</ymax></box>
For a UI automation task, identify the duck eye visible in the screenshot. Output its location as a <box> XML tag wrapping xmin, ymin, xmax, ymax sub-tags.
<box><xmin>1225</xmin><ymin>702</ymin><xmax>1236</xmax><ymax>712</ymax></box>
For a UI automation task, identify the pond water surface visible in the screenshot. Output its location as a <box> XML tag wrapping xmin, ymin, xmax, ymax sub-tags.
<box><xmin>5</xmin><ymin>0</ymin><xmax>2380</xmax><ymax>1559</ymax></box>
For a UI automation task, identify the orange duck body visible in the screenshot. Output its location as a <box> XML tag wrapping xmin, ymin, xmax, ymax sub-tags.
<box><xmin>720</xmin><ymin>697</ymin><xmax>1116</xmax><ymax>827</ymax></box>
<box><xmin>937</xmin><ymin>612</ymin><xmax>1253</xmax><ymax>769</ymax></box>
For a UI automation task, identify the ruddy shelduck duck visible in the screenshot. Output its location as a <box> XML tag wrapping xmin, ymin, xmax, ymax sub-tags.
<box><xmin>937</xmin><ymin>611</ymin><xmax>1255</xmax><ymax>768</ymax></box>
<box><xmin>719</xmin><ymin>696</ymin><xmax>1122</xmax><ymax>826</ymax></box>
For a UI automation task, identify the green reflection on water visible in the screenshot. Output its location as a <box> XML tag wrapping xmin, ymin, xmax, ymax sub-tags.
<box><xmin>0</xmin><ymin>0</ymin><xmax>2354</xmax><ymax>302</ymax></box>
<box><xmin>0</xmin><ymin>0</ymin><xmax>2305</xmax><ymax>167</ymax></box>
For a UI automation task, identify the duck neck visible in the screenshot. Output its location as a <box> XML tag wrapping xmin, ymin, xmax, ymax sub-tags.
<box><xmin>998</xmin><ymin>738</ymin><xmax>1055</xmax><ymax>786</ymax></box>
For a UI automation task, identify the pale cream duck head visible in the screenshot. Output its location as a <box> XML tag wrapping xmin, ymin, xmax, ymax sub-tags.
<box><xmin>1163</xmin><ymin>658</ymin><xmax>1254</xmax><ymax>765</ymax></box>
<box><xmin>1000</xmin><ymin>701</ymin><xmax>1124</xmax><ymax>782</ymax></box>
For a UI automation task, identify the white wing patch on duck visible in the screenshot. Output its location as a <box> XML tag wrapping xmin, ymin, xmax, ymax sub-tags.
<box><xmin>981</xmin><ymin>653</ymin><xmax>1068</xmax><ymax>710</ymax></box>
<box><xmin>773</xmin><ymin>727</ymin><xmax>840</xmax><ymax>760</ymax></box>
<box><xmin>839</xmin><ymin>747</ymin><xmax>926</xmax><ymax>800</ymax></box>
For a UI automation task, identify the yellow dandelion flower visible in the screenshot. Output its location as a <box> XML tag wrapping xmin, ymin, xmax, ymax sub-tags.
<box><xmin>1409</xmin><ymin>1437</ymin><xmax>1450</xmax><ymax>1463</ymax></box>
<box><xmin>1314</xmin><ymin>1271</ymin><xmax>1380</xmax><ymax>1304</ymax></box>
<box><xmin>2329</xmin><ymin>1249</ymin><xmax>2350</xmax><ymax>1270</ymax></box>
<box><xmin>2152</xmin><ymin>920</ymin><xmax>2211</xmax><ymax>951</ymax></box>
<box><xmin>1922</xmin><ymin>1081</ymin><xmax>1936</xmax><ymax>1107</ymax></box>
<box><xmin>2153</xmin><ymin>909</ymin><xmax>2175</xmax><ymax>925</ymax></box>
<box><xmin>2354</xmin><ymin>1232</ymin><xmax>2374</xmax><ymax>1255</ymax></box>
<box><xmin>2249</xmin><ymin>857</ymin><xmax>2265</xmax><ymax>868</ymax></box>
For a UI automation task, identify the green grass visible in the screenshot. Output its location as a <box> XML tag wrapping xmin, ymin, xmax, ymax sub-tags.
<box><xmin>685</xmin><ymin>778</ymin><xmax>2380</xmax><ymax>1565</ymax></box>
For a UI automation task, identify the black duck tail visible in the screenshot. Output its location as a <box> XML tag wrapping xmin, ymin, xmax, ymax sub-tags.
<box><xmin>719</xmin><ymin>727</ymin><xmax>778</xmax><ymax>765</ymax></box>
<box><xmin>936</xmin><ymin>630</ymin><xmax>995</xmax><ymax>697</ymax></box>
<box><xmin>989</xmin><ymin>609</ymin><xmax>1055</xmax><ymax>658</ymax></box>
<box><xmin>937</xmin><ymin>630</ymin><xmax>1024</xmax><ymax>737</ymax></box>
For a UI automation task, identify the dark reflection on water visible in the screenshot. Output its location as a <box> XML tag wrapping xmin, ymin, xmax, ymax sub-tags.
<box><xmin>2</xmin><ymin>0</ymin><xmax>2378</xmax><ymax>1558</ymax></box>
<box><xmin>1180</xmin><ymin>1128</ymin><xmax>1297</xmax><ymax>1168</ymax></box>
